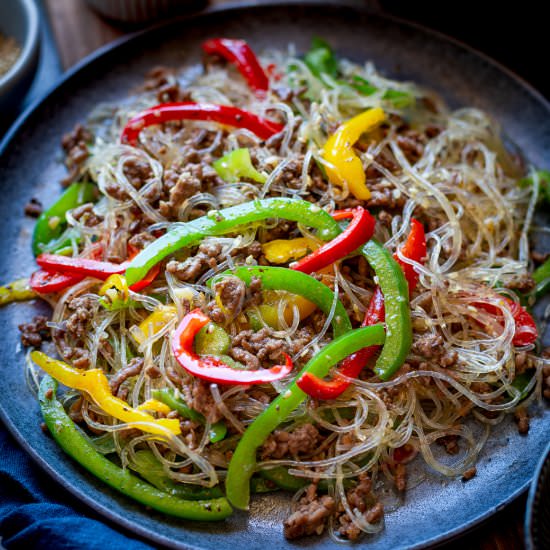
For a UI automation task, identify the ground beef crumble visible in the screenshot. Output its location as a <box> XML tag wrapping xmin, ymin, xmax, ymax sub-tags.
<box><xmin>229</xmin><ymin>326</ymin><xmax>315</xmax><ymax>368</ymax></box>
<box><xmin>336</xmin><ymin>473</ymin><xmax>383</xmax><ymax>541</ymax></box>
<box><xmin>514</xmin><ymin>407</ymin><xmax>530</xmax><ymax>434</ymax></box>
<box><xmin>283</xmin><ymin>483</ymin><xmax>335</xmax><ymax>539</ymax></box>
<box><xmin>166</xmin><ymin>241</ymin><xmax>223</xmax><ymax>283</ymax></box>
<box><xmin>462</xmin><ymin>466</ymin><xmax>477</xmax><ymax>481</ymax></box>
<box><xmin>65</xmin><ymin>295</ymin><xmax>97</xmax><ymax>340</ymax></box>
<box><xmin>109</xmin><ymin>358</ymin><xmax>144</xmax><ymax>397</ymax></box>
<box><xmin>61</xmin><ymin>124</ymin><xmax>93</xmax><ymax>187</ymax></box>
<box><xmin>19</xmin><ymin>315</ymin><xmax>51</xmax><ymax>347</ymax></box>
<box><xmin>181</xmin><ymin>378</ymin><xmax>223</xmax><ymax>423</ymax></box>
<box><xmin>24</xmin><ymin>198</ymin><xmax>43</xmax><ymax>217</ymax></box>
<box><xmin>262</xmin><ymin>423</ymin><xmax>320</xmax><ymax>459</ymax></box>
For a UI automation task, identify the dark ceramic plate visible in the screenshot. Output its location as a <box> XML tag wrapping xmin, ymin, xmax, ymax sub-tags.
<box><xmin>525</xmin><ymin>442</ymin><xmax>550</xmax><ymax>550</ymax></box>
<box><xmin>1</xmin><ymin>2</ymin><xmax>549</xmax><ymax>549</ymax></box>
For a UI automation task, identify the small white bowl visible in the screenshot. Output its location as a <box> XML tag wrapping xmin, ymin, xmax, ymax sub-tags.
<box><xmin>0</xmin><ymin>0</ymin><xmax>40</xmax><ymax>113</ymax></box>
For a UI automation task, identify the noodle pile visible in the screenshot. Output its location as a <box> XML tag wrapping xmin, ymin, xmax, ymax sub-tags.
<box><xmin>27</xmin><ymin>46</ymin><xmax>548</xmax><ymax>541</ymax></box>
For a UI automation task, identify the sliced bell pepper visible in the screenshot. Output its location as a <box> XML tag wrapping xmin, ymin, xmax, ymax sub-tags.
<box><xmin>98</xmin><ymin>274</ymin><xmax>136</xmax><ymax>310</ymax></box>
<box><xmin>124</xmin><ymin>198</ymin><xmax>341</xmax><ymax>286</ymax></box>
<box><xmin>225</xmin><ymin>324</ymin><xmax>385</xmax><ymax>510</ymax></box>
<box><xmin>213</xmin><ymin>148</ymin><xmax>266</xmax><ymax>184</ymax></box>
<box><xmin>39</xmin><ymin>376</ymin><xmax>232</xmax><ymax>521</ymax></box>
<box><xmin>34</xmin><ymin>251</ymin><xmax>159</xmax><ymax>295</ymax></box>
<box><xmin>202</xmin><ymin>38</ymin><xmax>269</xmax><ymax>95</ymax></box>
<box><xmin>533</xmin><ymin>256</ymin><xmax>550</xmax><ymax>299</ymax></box>
<box><xmin>351</xmin><ymin>75</ymin><xmax>414</xmax><ymax>109</ymax></box>
<box><xmin>220</xmin><ymin>266</ymin><xmax>352</xmax><ymax>338</ymax></box>
<box><xmin>297</xmin><ymin>285</ymin><xmax>384</xmax><ymax>399</ymax></box>
<box><xmin>261</xmin><ymin>237</ymin><xmax>318</xmax><ymax>264</ymax></box>
<box><xmin>393</xmin><ymin>218</ymin><xmax>427</xmax><ymax>293</ymax></box>
<box><xmin>129</xmin><ymin>449</ymin><xmax>224</xmax><ymax>500</ymax></box>
<box><xmin>0</xmin><ymin>278</ymin><xmax>36</xmax><ymax>306</ymax></box>
<box><xmin>298</xmin><ymin>221</ymin><xmax>423</xmax><ymax>398</ymax></box>
<box><xmin>249</xmin><ymin>290</ymin><xmax>317</xmax><ymax>330</ymax></box>
<box><xmin>303</xmin><ymin>37</ymin><xmax>338</xmax><ymax>78</ymax></box>
<box><xmin>36</xmin><ymin>253</ymin><xmax>129</xmax><ymax>280</ymax></box>
<box><xmin>292</xmin><ymin>207</ymin><xmax>375</xmax><ymax>273</ymax></box>
<box><xmin>171</xmin><ymin>308</ymin><xmax>293</xmax><ymax>385</ymax></box>
<box><xmin>136</xmin><ymin>399</ymin><xmax>172</xmax><ymax>414</ymax></box>
<box><xmin>30</xmin><ymin>269</ymin><xmax>85</xmax><ymax>294</ymax></box>
<box><xmin>32</xmin><ymin>182</ymin><xmax>97</xmax><ymax>256</ymax></box>
<box><xmin>475</xmin><ymin>296</ymin><xmax>538</xmax><ymax>346</ymax></box>
<box><xmin>120</xmin><ymin>102</ymin><xmax>283</xmax><ymax>146</ymax></box>
<box><xmin>31</xmin><ymin>351</ymin><xmax>180</xmax><ymax>438</ymax></box>
<box><xmin>132</xmin><ymin>306</ymin><xmax>177</xmax><ymax>345</ymax></box>
<box><xmin>322</xmin><ymin>107</ymin><xmax>386</xmax><ymax>200</ymax></box>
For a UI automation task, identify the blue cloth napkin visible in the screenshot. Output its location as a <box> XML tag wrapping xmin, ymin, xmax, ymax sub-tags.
<box><xmin>0</xmin><ymin>422</ymin><xmax>153</xmax><ymax>549</ymax></box>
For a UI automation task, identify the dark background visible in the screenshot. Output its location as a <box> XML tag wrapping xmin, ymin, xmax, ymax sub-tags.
<box><xmin>382</xmin><ymin>0</ymin><xmax>548</xmax><ymax>99</ymax></box>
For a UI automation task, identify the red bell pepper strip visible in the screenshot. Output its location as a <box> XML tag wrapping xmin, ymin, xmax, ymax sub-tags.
<box><xmin>393</xmin><ymin>218</ymin><xmax>426</xmax><ymax>293</ymax></box>
<box><xmin>297</xmin><ymin>285</ymin><xmax>385</xmax><ymax>399</ymax></box>
<box><xmin>474</xmin><ymin>297</ymin><xmax>537</xmax><ymax>346</ymax></box>
<box><xmin>120</xmin><ymin>102</ymin><xmax>284</xmax><ymax>146</ymax></box>
<box><xmin>297</xmin><ymin>219</ymin><xmax>426</xmax><ymax>399</ymax></box>
<box><xmin>172</xmin><ymin>308</ymin><xmax>293</xmax><ymax>385</ymax></box>
<box><xmin>292</xmin><ymin>207</ymin><xmax>376</xmax><ymax>274</ymax></box>
<box><xmin>37</xmin><ymin>254</ymin><xmax>129</xmax><ymax>280</ymax></box>
<box><xmin>30</xmin><ymin>270</ymin><xmax>85</xmax><ymax>294</ymax></box>
<box><xmin>202</xmin><ymin>38</ymin><xmax>269</xmax><ymax>95</ymax></box>
<box><xmin>33</xmin><ymin>252</ymin><xmax>160</xmax><ymax>294</ymax></box>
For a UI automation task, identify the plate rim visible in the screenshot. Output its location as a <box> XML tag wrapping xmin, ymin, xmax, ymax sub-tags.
<box><xmin>1</xmin><ymin>2</ymin><xmax>549</xmax><ymax>549</ymax></box>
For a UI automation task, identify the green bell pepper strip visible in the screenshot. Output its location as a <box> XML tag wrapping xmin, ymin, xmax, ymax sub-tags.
<box><xmin>510</xmin><ymin>371</ymin><xmax>536</xmax><ymax>402</ymax></box>
<box><xmin>129</xmin><ymin>449</ymin><xmax>224</xmax><ymax>500</ymax></box>
<box><xmin>250</xmin><ymin>476</ymin><xmax>279</xmax><ymax>494</ymax></box>
<box><xmin>225</xmin><ymin>324</ymin><xmax>385</xmax><ymax>510</ymax></box>
<box><xmin>0</xmin><ymin>278</ymin><xmax>36</xmax><ymax>306</ymax></box>
<box><xmin>533</xmin><ymin>256</ymin><xmax>550</xmax><ymax>299</ymax></box>
<box><xmin>258</xmin><ymin>466</ymin><xmax>351</xmax><ymax>492</ymax></box>
<box><xmin>350</xmin><ymin>76</ymin><xmax>414</xmax><ymax>109</ymax></box>
<box><xmin>124</xmin><ymin>198</ymin><xmax>341</xmax><ymax>286</ymax></box>
<box><xmin>39</xmin><ymin>375</ymin><xmax>232</xmax><ymax>520</ymax></box>
<box><xmin>151</xmin><ymin>388</ymin><xmax>227</xmax><ymax>443</ymax></box>
<box><xmin>32</xmin><ymin>182</ymin><xmax>96</xmax><ymax>256</ymax></box>
<box><xmin>304</xmin><ymin>37</ymin><xmax>338</xmax><ymax>78</ymax></box>
<box><xmin>214</xmin><ymin>265</ymin><xmax>352</xmax><ymax>338</ymax></box>
<box><xmin>518</xmin><ymin>169</ymin><xmax>550</xmax><ymax>205</ymax></box>
<box><xmin>361</xmin><ymin>240</ymin><xmax>412</xmax><ymax>381</ymax></box>
<box><xmin>213</xmin><ymin>148</ymin><xmax>266</xmax><ymax>184</ymax></box>
<box><xmin>195</xmin><ymin>323</ymin><xmax>231</xmax><ymax>356</ymax></box>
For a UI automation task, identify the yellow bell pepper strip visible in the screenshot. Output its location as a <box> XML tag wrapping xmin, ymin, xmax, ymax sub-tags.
<box><xmin>322</xmin><ymin>107</ymin><xmax>386</xmax><ymax>200</ymax></box>
<box><xmin>0</xmin><ymin>278</ymin><xmax>36</xmax><ymax>307</ymax></box>
<box><xmin>136</xmin><ymin>399</ymin><xmax>172</xmax><ymax>414</ymax></box>
<box><xmin>98</xmin><ymin>274</ymin><xmax>139</xmax><ymax>310</ymax></box>
<box><xmin>39</xmin><ymin>375</ymin><xmax>232</xmax><ymax>520</ymax></box>
<box><xmin>132</xmin><ymin>306</ymin><xmax>177</xmax><ymax>346</ymax></box>
<box><xmin>261</xmin><ymin>237</ymin><xmax>318</xmax><ymax>264</ymax></box>
<box><xmin>249</xmin><ymin>290</ymin><xmax>317</xmax><ymax>331</ymax></box>
<box><xmin>31</xmin><ymin>351</ymin><xmax>181</xmax><ymax>438</ymax></box>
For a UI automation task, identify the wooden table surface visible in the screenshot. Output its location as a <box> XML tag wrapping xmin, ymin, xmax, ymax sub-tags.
<box><xmin>42</xmin><ymin>1</ymin><xmax>528</xmax><ymax>548</ymax></box>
